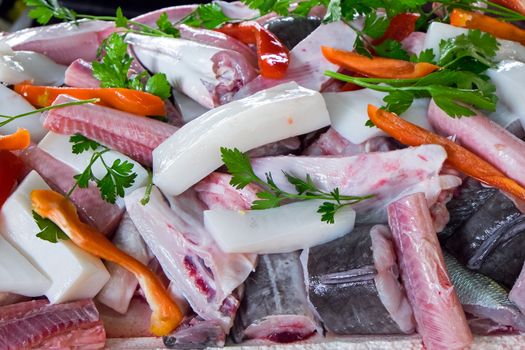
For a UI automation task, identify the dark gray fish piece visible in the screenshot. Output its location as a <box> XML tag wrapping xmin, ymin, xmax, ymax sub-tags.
<box><xmin>446</xmin><ymin>191</ymin><xmax>525</xmax><ymax>288</ymax></box>
<box><xmin>444</xmin><ymin>253</ymin><xmax>525</xmax><ymax>332</ymax></box>
<box><xmin>265</xmin><ymin>16</ymin><xmax>321</xmax><ymax>49</ymax></box>
<box><xmin>440</xmin><ymin>177</ymin><xmax>498</xmax><ymax>241</ymax></box>
<box><xmin>232</xmin><ymin>252</ymin><xmax>321</xmax><ymax>344</ymax></box>
<box><xmin>163</xmin><ymin>317</ymin><xmax>225</xmax><ymax>349</ymax></box>
<box><xmin>305</xmin><ymin>225</ymin><xmax>415</xmax><ymax>335</ymax></box>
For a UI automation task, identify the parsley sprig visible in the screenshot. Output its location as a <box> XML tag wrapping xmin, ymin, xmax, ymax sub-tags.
<box><xmin>67</xmin><ymin>134</ymin><xmax>137</xmax><ymax>204</ymax></box>
<box><xmin>33</xmin><ymin>211</ymin><xmax>69</xmax><ymax>243</ymax></box>
<box><xmin>93</xmin><ymin>33</ymin><xmax>171</xmax><ymax>99</ymax></box>
<box><xmin>221</xmin><ymin>147</ymin><xmax>373</xmax><ymax>224</ymax></box>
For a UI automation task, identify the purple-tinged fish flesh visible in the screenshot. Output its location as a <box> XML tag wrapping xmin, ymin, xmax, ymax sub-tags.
<box><xmin>17</xmin><ymin>145</ymin><xmax>123</xmax><ymax>235</ymax></box>
<box><xmin>235</xmin><ymin>21</ymin><xmax>357</xmax><ymax>99</ymax></box>
<box><xmin>388</xmin><ymin>193</ymin><xmax>472</xmax><ymax>350</ymax></box>
<box><xmin>0</xmin><ymin>293</ymin><xmax>28</xmax><ymax>307</ymax></box>
<box><xmin>97</xmin><ymin>297</ymin><xmax>153</xmax><ymax>338</ymax></box>
<box><xmin>265</xmin><ymin>16</ymin><xmax>321</xmax><ymax>49</ymax></box>
<box><xmin>446</xmin><ymin>190</ymin><xmax>525</xmax><ymax>288</ymax></box>
<box><xmin>126</xmin><ymin>186</ymin><xmax>256</xmax><ymax>332</ymax></box>
<box><xmin>163</xmin><ymin>317</ymin><xmax>226</xmax><ymax>349</ymax></box>
<box><xmin>42</xmin><ymin>95</ymin><xmax>178</xmax><ymax>167</ymax></box>
<box><xmin>0</xmin><ymin>299</ymin><xmax>105</xmax><ymax>350</ymax></box>
<box><xmin>444</xmin><ymin>252</ymin><xmax>525</xmax><ymax>332</ymax></box>
<box><xmin>247</xmin><ymin>137</ymin><xmax>301</xmax><ymax>158</ymax></box>
<box><xmin>305</xmin><ymin>225</ymin><xmax>415</xmax><ymax>335</ymax></box>
<box><xmin>97</xmin><ymin>213</ymin><xmax>152</xmax><ymax>314</ymax></box>
<box><xmin>64</xmin><ymin>59</ymin><xmax>100</xmax><ymax>88</ymax></box>
<box><xmin>466</xmin><ymin>314</ymin><xmax>517</xmax><ymax>335</ymax></box>
<box><xmin>4</xmin><ymin>20</ymin><xmax>114</xmax><ymax>65</ymax></box>
<box><xmin>233</xmin><ymin>252</ymin><xmax>321</xmax><ymax>344</ymax></box>
<box><xmin>401</xmin><ymin>32</ymin><xmax>426</xmax><ymax>55</ymax></box>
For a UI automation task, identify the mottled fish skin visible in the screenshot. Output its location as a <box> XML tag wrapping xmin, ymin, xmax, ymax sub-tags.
<box><xmin>232</xmin><ymin>252</ymin><xmax>320</xmax><ymax>344</ymax></box>
<box><xmin>306</xmin><ymin>225</ymin><xmax>412</xmax><ymax>335</ymax></box>
<box><xmin>446</xmin><ymin>191</ymin><xmax>525</xmax><ymax>288</ymax></box>
<box><xmin>440</xmin><ymin>177</ymin><xmax>498</xmax><ymax>241</ymax></box>
<box><xmin>444</xmin><ymin>252</ymin><xmax>525</xmax><ymax>332</ymax></box>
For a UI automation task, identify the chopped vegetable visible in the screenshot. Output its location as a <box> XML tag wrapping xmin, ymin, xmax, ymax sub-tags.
<box><xmin>0</xmin><ymin>151</ymin><xmax>24</xmax><ymax>208</ymax></box>
<box><xmin>367</xmin><ymin>105</ymin><xmax>525</xmax><ymax>201</ymax></box>
<box><xmin>450</xmin><ymin>9</ymin><xmax>525</xmax><ymax>46</ymax></box>
<box><xmin>0</xmin><ymin>128</ymin><xmax>30</xmax><ymax>151</ymax></box>
<box><xmin>221</xmin><ymin>147</ymin><xmax>373</xmax><ymax>224</ymax></box>
<box><xmin>14</xmin><ymin>84</ymin><xmax>166</xmax><ymax>116</ymax></box>
<box><xmin>322</xmin><ymin>46</ymin><xmax>439</xmax><ymax>79</ymax></box>
<box><xmin>67</xmin><ymin>134</ymin><xmax>137</xmax><ymax>204</ymax></box>
<box><xmin>216</xmin><ymin>22</ymin><xmax>290</xmax><ymax>79</ymax></box>
<box><xmin>31</xmin><ymin>189</ymin><xmax>183</xmax><ymax>336</ymax></box>
<box><xmin>373</xmin><ymin>13</ymin><xmax>419</xmax><ymax>45</ymax></box>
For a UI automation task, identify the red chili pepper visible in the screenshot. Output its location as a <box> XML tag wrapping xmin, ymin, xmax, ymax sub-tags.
<box><xmin>0</xmin><ymin>151</ymin><xmax>24</xmax><ymax>208</ymax></box>
<box><xmin>216</xmin><ymin>22</ymin><xmax>290</xmax><ymax>79</ymax></box>
<box><xmin>373</xmin><ymin>13</ymin><xmax>420</xmax><ymax>45</ymax></box>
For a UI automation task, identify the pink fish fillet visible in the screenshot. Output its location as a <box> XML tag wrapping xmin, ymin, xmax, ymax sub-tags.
<box><xmin>387</xmin><ymin>193</ymin><xmax>473</xmax><ymax>350</ymax></box>
<box><xmin>131</xmin><ymin>5</ymin><xmax>197</xmax><ymax>26</ymax></box>
<box><xmin>64</xmin><ymin>59</ymin><xmax>100</xmax><ymax>88</ymax></box>
<box><xmin>126</xmin><ymin>186</ymin><xmax>256</xmax><ymax>332</ymax></box>
<box><xmin>0</xmin><ymin>299</ymin><xmax>106</xmax><ymax>350</ymax></box>
<box><xmin>234</xmin><ymin>21</ymin><xmax>357</xmax><ymax>99</ymax></box>
<box><xmin>251</xmin><ymin>144</ymin><xmax>461</xmax><ymax>223</ymax></box>
<box><xmin>428</xmin><ymin>99</ymin><xmax>525</xmax><ymax>187</ymax></box>
<box><xmin>17</xmin><ymin>145</ymin><xmax>123</xmax><ymax>235</ymax></box>
<box><xmin>42</xmin><ymin>94</ymin><xmax>178</xmax><ymax>167</ymax></box>
<box><xmin>97</xmin><ymin>213</ymin><xmax>151</xmax><ymax>314</ymax></box>
<box><xmin>4</xmin><ymin>20</ymin><xmax>114</xmax><ymax>65</ymax></box>
<box><xmin>510</xmin><ymin>262</ymin><xmax>525</xmax><ymax>315</ymax></box>
<box><xmin>303</xmin><ymin>127</ymin><xmax>395</xmax><ymax>156</ymax></box>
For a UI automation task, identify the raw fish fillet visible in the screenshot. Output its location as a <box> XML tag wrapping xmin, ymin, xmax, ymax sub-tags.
<box><xmin>428</xmin><ymin>99</ymin><xmax>525</xmax><ymax>187</ymax></box>
<box><xmin>235</xmin><ymin>21</ymin><xmax>357</xmax><ymax>99</ymax></box>
<box><xmin>305</xmin><ymin>225</ymin><xmax>415</xmax><ymax>335</ymax></box>
<box><xmin>163</xmin><ymin>317</ymin><xmax>226</xmax><ymax>349</ymax></box>
<box><xmin>4</xmin><ymin>20</ymin><xmax>114</xmax><ymax>65</ymax></box>
<box><xmin>510</xmin><ymin>261</ymin><xmax>525</xmax><ymax>316</ymax></box>
<box><xmin>0</xmin><ymin>293</ymin><xmax>28</xmax><ymax>307</ymax></box>
<box><xmin>446</xmin><ymin>191</ymin><xmax>525</xmax><ymax>288</ymax></box>
<box><xmin>251</xmin><ymin>145</ymin><xmax>459</xmax><ymax>223</ymax></box>
<box><xmin>17</xmin><ymin>145</ymin><xmax>123</xmax><ymax>235</ymax></box>
<box><xmin>388</xmin><ymin>193</ymin><xmax>472</xmax><ymax>350</ymax></box>
<box><xmin>97</xmin><ymin>298</ymin><xmax>153</xmax><ymax>338</ymax></box>
<box><xmin>194</xmin><ymin>172</ymin><xmax>259</xmax><ymax>211</ymax></box>
<box><xmin>444</xmin><ymin>252</ymin><xmax>525</xmax><ymax>332</ymax></box>
<box><xmin>64</xmin><ymin>58</ymin><xmax>100</xmax><ymax>88</ymax></box>
<box><xmin>232</xmin><ymin>252</ymin><xmax>321</xmax><ymax>344</ymax></box>
<box><xmin>0</xmin><ymin>299</ymin><xmax>105</xmax><ymax>350</ymax></box>
<box><xmin>126</xmin><ymin>186</ymin><xmax>256</xmax><ymax>331</ymax></box>
<box><xmin>97</xmin><ymin>213</ymin><xmax>151</xmax><ymax>314</ymax></box>
<box><xmin>42</xmin><ymin>95</ymin><xmax>178</xmax><ymax>167</ymax></box>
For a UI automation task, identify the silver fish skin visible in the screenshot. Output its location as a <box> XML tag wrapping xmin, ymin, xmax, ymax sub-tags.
<box><xmin>444</xmin><ymin>253</ymin><xmax>525</xmax><ymax>332</ymax></box>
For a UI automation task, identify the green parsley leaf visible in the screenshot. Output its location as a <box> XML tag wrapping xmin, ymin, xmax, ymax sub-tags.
<box><xmin>92</xmin><ymin>33</ymin><xmax>133</xmax><ymax>89</ymax></box>
<box><xmin>156</xmin><ymin>12</ymin><xmax>180</xmax><ymax>36</ymax></box>
<box><xmin>252</xmin><ymin>191</ymin><xmax>284</xmax><ymax>209</ymax></box>
<box><xmin>284</xmin><ymin>173</ymin><xmax>318</xmax><ymax>195</ymax></box>
<box><xmin>70</xmin><ymin>134</ymin><xmax>101</xmax><ymax>154</ymax></box>
<box><xmin>362</xmin><ymin>12</ymin><xmax>390</xmax><ymax>39</ymax></box>
<box><xmin>140</xmin><ymin>171</ymin><xmax>154</xmax><ymax>205</ymax></box>
<box><xmin>115</xmin><ymin>7</ymin><xmax>128</xmax><ymax>28</ymax></box>
<box><xmin>373</xmin><ymin>39</ymin><xmax>410</xmax><ymax>60</ymax></box>
<box><xmin>293</xmin><ymin>0</ymin><xmax>329</xmax><ymax>16</ymax></box>
<box><xmin>323</xmin><ymin>0</ymin><xmax>342</xmax><ymax>22</ymax></box>
<box><xmin>183</xmin><ymin>3</ymin><xmax>233</xmax><ymax>29</ymax></box>
<box><xmin>221</xmin><ymin>147</ymin><xmax>261</xmax><ymax>189</ymax></box>
<box><xmin>353</xmin><ymin>36</ymin><xmax>372</xmax><ymax>58</ymax></box>
<box><xmin>383</xmin><ymin>90</ymin><xmax>414</xmax><ymax>115</ymax></box>
<box><xmin>33</xmin><ymin>211</ymin><xmax>69</xmax><ymax>243</ymax></box>
<box><xmin>145</xmin><ymin>73</ymin><xmax>172</xmax><ymax>100</ymax></box>
<box><xmin>410</xmin><ymin>48</ymin><xmax>436</xmax><ymax>63</ymax></box>
<box><xmin>242</xmin><ymin>0</ymin><xmax>291</xmax><ymax>15</ymax></box>
<box><xmin>26</xmin><ymin>0</ymin><xmax>77</xmax><ymax>24</ymax></box>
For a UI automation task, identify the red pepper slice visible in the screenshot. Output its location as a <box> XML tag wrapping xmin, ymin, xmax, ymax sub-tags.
<box><xmin>216</xmin><ymin>22</ymin><xmax>290</xmax><ymax>79</ymax></box>
<box><xmin>0</xmin><ymin>151</ymin><xmax>24</xmax><ymax>208</ymax></box>
<box><xmin>373</xmin><ymin>13</ymin><xmax>420</xmax><ymax>45</ymax></box>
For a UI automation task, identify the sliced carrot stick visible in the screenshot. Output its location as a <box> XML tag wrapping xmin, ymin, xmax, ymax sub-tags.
<box><xmin>367</xmin><ymin>105</ymin><xmax>525</xmax><ymax>201</ymax></box>
<box><xmin>31</xmin><ymin>189</ymin><xmax>183</xmax><ymax>336</ymax></box>
<box><xmin>0</xmin><ymin>128</ymin><xmax>30</xmax><ymax>151</ymax></box>
<box><xmin>450</xmin><ymin>9</ymin><xmax>525</xmax><ymax>46</ymax></box>
<box><xmin>321</xmin><ymin>46</ymin><xmax>439</xmax><ymax>79</ymax></box>
<box><xmin>14</xmin><ymin>85</ymin><xmax>166</xmax><ymax>116</ymax></box>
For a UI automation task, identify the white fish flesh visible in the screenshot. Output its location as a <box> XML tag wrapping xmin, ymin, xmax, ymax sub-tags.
<box><xmin>153</xmin><ymin>82</ymin><xmax>330</xmax><ymax>196</ymax></box>
<box><xmin>172</xmin><ymin>90</ymin><xmax>210</xmax><ymax>123</ymax></box>
<box><xmin>235</xmin><ymin>21</ymin><xmax>357</xmax><ymax>99</ymax></box>
<box><xmin>4</xmin><ymin>20</ymin><xmax>114</xmax><ymax>65</ymax></box>
<box><xmin>423</xmin><ymin>22</ymin><xmax>525</xmax><ymax>63</ymax></box>
<box><xmin>204</xmin><ymin>200</ymin><xmax>356</xmax><ymax>254</ymax></box>
<box><xmin>0</xmin><ymin>48</ymin><xmax>66</xmax><ymax>85</ymax></box>
<box><xmin>0</xmin><ymin>84</ymin><xmax>46</xmax><ymax>142</ymax></box>
<box><xmin>127</xmin><ymin>33</ymin><xmax>256</xmax><ymax>109</ymax></box>
<box><xmin>488</xmin><ymin>60</ymin><xmax>525</xmax><ymax>127</ymax></box>
<box><xmin>324</xmin><ymin>90</ymin><xmax>431</xmax><ymax>144</ymax></box>
<box><xmin>0</xmin><ymin>234</ymin><xmax>50</xmax><ymax>297</ymax></box>
<box><xmin>0</xmin><ymin>171</ymin><xmax>109</xmax><ymax>303</ymax></box>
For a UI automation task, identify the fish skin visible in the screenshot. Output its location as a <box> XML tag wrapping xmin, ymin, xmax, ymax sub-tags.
<box><xmin>265</xmin><ymin>16</ymin><xmax>321</xmax><ymax>50</ymax></box>
<box><xmin>232</xmin><ymin>252</ymin><xmax>321</xmax><ymax>344</ymax></box>
<box><xmin>163</xmin><ymin>317</ymin><xmax>226</xmax><ymax>349</ymax></box>
<box><xmin>388</xmin><ymin>193</ymin><xmax>472</xmax><ymax>350</ymax></box>
<box><xmin>444</xmin><ymin>252</ymin><xmax>525</xmax><ymax>332</ymax></box>
<box><xmin>446</xmin><ymin>191</ymin><xmax>525</xmax><ymax>288</ymax></box>
<box><xmin>306</xmin><ymin>225</ymin><xmax>415</xmax><ymax>335</ymax></box>
<box><xmin>42</xmin><ymin>95</ymin><xmax>178</xmax><ymax>167</ymax></box>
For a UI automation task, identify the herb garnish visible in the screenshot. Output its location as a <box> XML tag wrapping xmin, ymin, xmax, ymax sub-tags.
<box><xmin>92</xmin><ymin>33</ymin><xmax>171</xmax><ymax>99</ymax></box>
<box><xmin>221</xmin><ymin>147</ymin><xmax>373</xmax><ymax>224</ymax></box>
<box><xmin>33</xmin><ymin>210</ymin><xmax>69</xmax><ymax>243</ymax></box>
<box><xmin>67</xmin><ymin>134</ymin><xmax>137</xmax><ymax>204</ymax></box>
<box><xmin>182</xmin><ymin>3</ymin><xmax>234</xmax><ymax>29</ymax></box>
<box><xmin>140</xmin><ymin>171</ymin><xmax>154</xmax><ymax>206</ymax></box>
